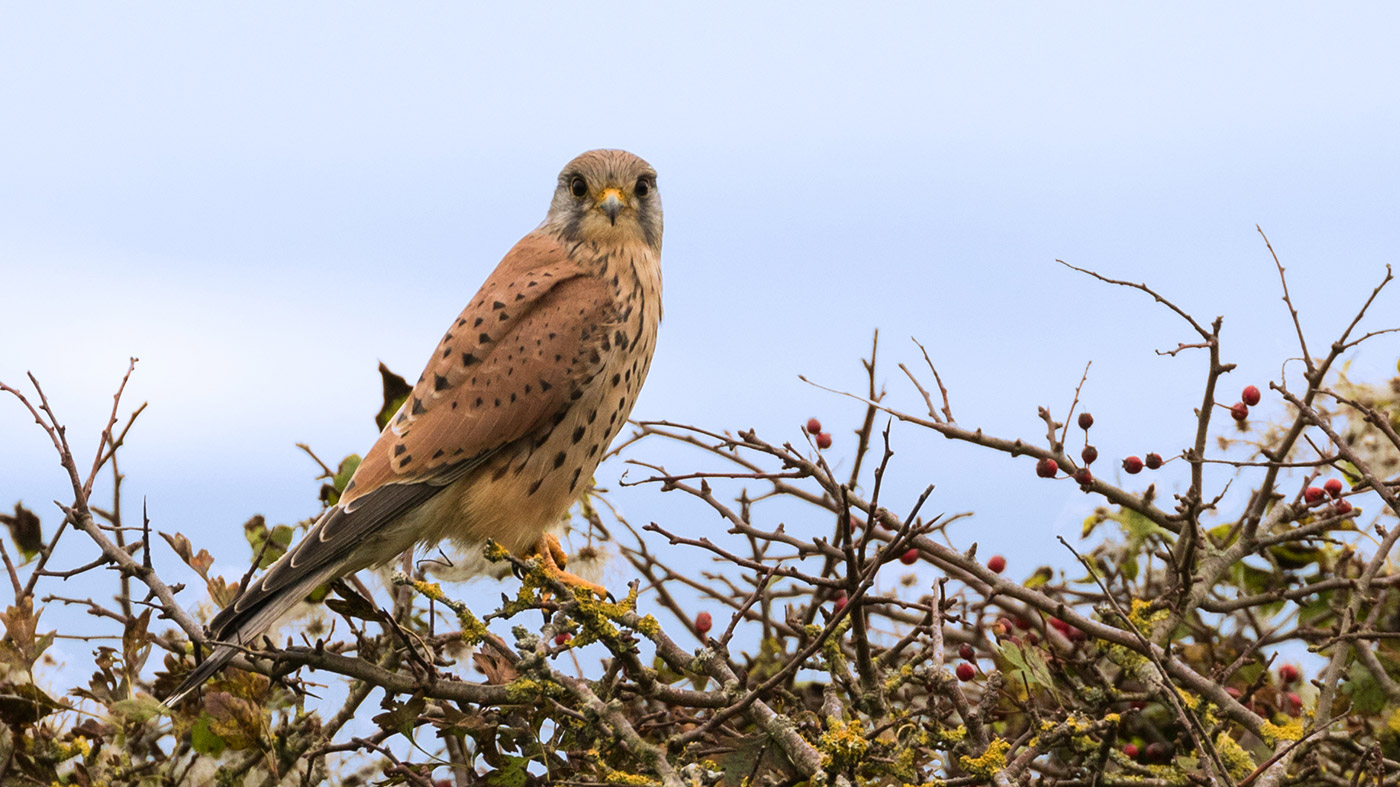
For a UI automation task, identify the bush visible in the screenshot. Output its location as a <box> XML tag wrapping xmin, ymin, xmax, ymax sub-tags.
<box><xmin>2</xmin><ymin>243</ymin><xmax>1398</xmax><ymax>786</ymax></box>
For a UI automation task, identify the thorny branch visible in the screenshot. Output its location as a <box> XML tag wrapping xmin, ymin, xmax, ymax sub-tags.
<box><xmin>1</xmin><ymin>235</ymin><xmax>1399</xmax><ymax>785</ymax></box>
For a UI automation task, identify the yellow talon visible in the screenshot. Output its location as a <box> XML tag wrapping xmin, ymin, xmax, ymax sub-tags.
<box><xmin>532</xmin><ymin>533</ymin><xmax>607</xmax><ymax>598</ymax></box>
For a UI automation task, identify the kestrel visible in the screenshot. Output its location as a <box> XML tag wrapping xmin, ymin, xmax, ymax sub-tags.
<box><xmin>167</xmin><ymin>149</ymin><xmax>663</xmax><ymax>703</ymax></box>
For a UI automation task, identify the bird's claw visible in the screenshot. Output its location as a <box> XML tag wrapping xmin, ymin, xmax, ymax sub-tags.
<box><xmin>532</xmin><ymin>533</ymin><xmax>608</xmax><ymax>598</ymax></box>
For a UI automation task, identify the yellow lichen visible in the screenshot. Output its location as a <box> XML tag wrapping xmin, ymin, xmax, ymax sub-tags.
<box><xmin>958</xmin><ymin>737</ymin><xmax>1010</xmax><ymax>778</ymax></box>
<box><xmin>884</xmin><ymin>663</ymin><xmax>915</xmax><ymax>693</ymax></box>
<box><xmin>599</xmin><ymin>768</ymin><xmax>655</xmax><ymax>785</ymax></box>
<box><xmin>634</xmin><ymin>614</ymin><xmax>660</xmax><ymax>637</ymax></box>
<box><xmin>1128</xmin><ymin>598</ymin><xmax>1169</xmax><ymax>635</ymax></box>
<box><xmin>455</xmin><ymin>606</ymin><xmax>489</xmax><ymax>645</ymax></box>
<box><xmin>50</xmin><ymin>735</ymin><xmax>91</xmax><ymax>762</ymax></box>
<box><xmin>820</xmin><ymin>716</ymin><xmax>869</xmax><ymax>769</ymax></box>
<box><xmin>1214</xmin><ymin>731</ymin><xmax>1255</xmax><ymax>782</ymax></box>
<box><xmin>1388</xmin><ymin>707</ymin><xmax>1400</xmax><ymax>736</ymax></box>
<box><xmin>412</xmin><ymin>580</ymin><xmax>446</xmax><ymax>601</ymax></box>
<box><xmin>504</xmin><ymin>677</ymin><xmax>563</xmax><ymax>702</ymax></box>
<box><xmin>1176</xmin><ymin>687</ymin><xmax>1200</xmax><ymax>710</ymax></box>
<box><xmin>1103</xmin><ymin>642</ymin><xmax>1148</xmax><ymax>672</ymax></box>
<box><xmin>928</xmin><ymin>724</ymin><xmax>967</xmax><ymax>747</ymax></box>
<box><xmin>570</xmin><ymin>584</ymin><xmax>640</xmax><ymax>647</ymax></box>
<box><xmin>820</xmin><ymin>618</ymin><xmax>852</xmax><ymax>671</ymax></box>
<box><xmin>1261</xmin><ymin>717</ymin><xmax>1304</xmax><ymax>742</ymax></box>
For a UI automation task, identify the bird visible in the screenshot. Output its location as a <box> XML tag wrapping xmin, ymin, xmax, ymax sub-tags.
<box><xmin>165</xmin><ymin>149</ymin><xmax>663</xmax><ymax>704</ymax></box>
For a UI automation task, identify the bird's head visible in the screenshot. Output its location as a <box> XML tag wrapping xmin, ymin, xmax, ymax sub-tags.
<box><xmin>545</xmin><ymin>149</ymin><xmax>662</xmax><ymax>251</ymax></box>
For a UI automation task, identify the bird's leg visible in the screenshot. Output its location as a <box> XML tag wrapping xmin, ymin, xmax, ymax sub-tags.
<box><xmin>531</xmin><ymin>533</ymin><xmax>607</xmax><ymax>598</ymax></box>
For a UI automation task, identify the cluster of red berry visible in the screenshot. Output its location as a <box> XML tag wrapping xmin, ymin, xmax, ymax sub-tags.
<box><xmin>1036</xmin><ymin>386</ymin><xmax>1268</xmax><ymax>484</ymax></box>
<box><xmin>1034</xmin><ymin>411</ymin><xmax>1169</xmax><ymax>486</ymax></box>
<box><xmin>1303</xmin><ymin>477</ymin><xmax>1352</xmax><ymax>514</ymax></box>
<box><xmin>806</xmin><ymin>417</ymin><xmax>832</xmax><ymax>450</ymax></box>
<box><xmin>1227</xmin><ymin>384</ymin><xmax>1262</xmax><ymax>422</ymax></box>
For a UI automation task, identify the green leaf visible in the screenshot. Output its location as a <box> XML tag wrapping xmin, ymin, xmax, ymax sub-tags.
<box><xmin>0</xmin><ymin>503</ymin><xmax>42</xmax><ymax>560</ymax></box>
<box><xmin>243</xmin><ymin>516</ymin><xmax>294</xmax><ymax>568</ymax></box>
<box><xmin>1344</xmin><ymin>659</ymin><xmax>1388</xmax><ymax>714</ymax></box>
<box><xmin>1121</xmin><ymin>556</ymin><xmax>1139</xmax><ymax>581</ymax></box>
<box><xmin>323</xmin><ymin>455</ymin><xmax>363</xmax><ymax>506</ymax></box>
<box><xmin>1268</xmin><ymin>543</ymin><xmax>1327</xmax><ymax>570</ymax></box>
<box><xmin>190</xmin><ymin>714</ymin><xmax>227</xmax><ymax>756</ymax></box>
<box><xmin>109</xmin><ymin>695</ymin><xmax>167</xmax><ymax>725</ymax></box>
<box><xmin>375</xmin><ymin>362</ymin><xmax>413</xmax><ymax>431</ymax></box>
<box><xmin>1336</xmin><ymin>460</ymin><xmax>1363</xmax><ymax>487</ymax></box>
<box><xmin>371</xmin><ymin>695</ymin><xmax>426</xmax><ymax>740</ymax></box>
<box><xmin>484</xmin><ymin>755</ymin><xmax>531</xmax><ymax>787</ymax></box>
<box><xmin>0</xmin><ymin>682</ymin><xmax>63</xmax><ymax>725</ymax></box>
<box><xmin>1024</xmin><ymin>566</ymin><xmax>1054</xmax><ymax>589</ymax></box>
<box><xmin>997</xmin><ymin>640</ymin><xmax>1060</xmax><ymax>701</ymax></box>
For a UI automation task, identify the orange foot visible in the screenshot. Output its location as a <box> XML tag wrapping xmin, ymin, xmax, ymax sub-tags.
<box><xmin>532</xmin><ymin>533</ymin><xmax>607</xmax><ymax>598</ymax></box>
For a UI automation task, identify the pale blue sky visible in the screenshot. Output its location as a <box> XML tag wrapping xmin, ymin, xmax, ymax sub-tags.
<box><xmin>2</xmin><ymin>4</ymin><xmax>1399</xmax><ymax>624</ymax></box>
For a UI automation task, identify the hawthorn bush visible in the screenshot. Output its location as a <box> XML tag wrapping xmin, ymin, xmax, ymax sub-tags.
<box><xmin>1</xmin><ymin>242</ymin><xmax>1399</xmax><ymax>786</ymax></box>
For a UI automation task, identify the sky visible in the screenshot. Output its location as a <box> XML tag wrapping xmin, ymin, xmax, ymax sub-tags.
<box><xmin>2</xmin><ymin>4</ymin><xmax>1399</xmax><ymax>656</ymax></box>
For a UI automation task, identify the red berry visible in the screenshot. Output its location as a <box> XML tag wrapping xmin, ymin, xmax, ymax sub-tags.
<box><xmin>1278</xmin><ymin>664</ymin><xmax>1300</xmax><ymax>684</ymax></box>
<box><xmin>986</xmin><ymin>555</ymin><xmax>1006</xmax><ymax>574</ymax></box>
<box><xmin>1121</xmin><ymin>743</ymin><xmax>1139</xmax><ymax>759</ymax></box>
<box><xmin>833</xmin><ymin>592</ymin><xmax>848</xmax><ymax>614</ymax></box>
<box><xmin>1324</xmin><ymin>478</ymin><xmax>1343</xmax><ymax>498</ymax></box>
<box><xmin>1242</xmin><ymin>385</ymin><xmax>1261</xmax><ymax>406</ymax></box>
<box><xmin>1026</xmin><ymin>631</ymin><xmax>1038</xmax><ymax>645</ymax></box>
<box><xmin>1081</xmin><ymin>445</ymin><xmax>1098</xmax><ymax>465</ymax></box>
<box><xmin>1014</xmin><ymin>617</ymin><xmax>1032</xmax><ymax>630</ymax></box>
<box><xmin>1074</xmin><ymin>467</ymin><xmax>1093</xmax><ymax>488</ymax></box>
<box><xmin>1230</xmin><ymin>402</ymin><xmax>1249</xmax><ymax>421</ymax></box>
<box><xmin>1035</xmin><ymin>457</ymin><xmax>1058</xmax><ymax>478</ymax></box>
<box><xmin>816</xmin><ymin>432</ymin><xmax>833</xmax><ymax>450</ymax></box>
<box><xmin>1078</xmin><ymin>412</ymin><xmax>1094</xmax><ymax>430</ymax></box>
<box><xmin>1225</xmin><ymin>686</ymin><xmax>1242</xmax><ymax>699</ymax></box>
<box><xmin>1145</xmin><ymin>453</ymin><xmax>1163</xmax><ymax>469</ymax></box>
<box><xmin>806</xmin><ymin>417</ymin><xmax>822</xmax><ymax>435</ymax></box>
<box><xmin>554</xmin><ymin>632</ymin><xmax>573</xmax><ymax>646</ymax></box>
<box><xmin>1068</xmin><ymin>627</ymin><xmax>1086</xmax><ymax>642</ymax></box>
<box><xmin>955</xmin><ymin>662</ymin><xmax>976</xmax><ymax>681</ymax></box>
<box><xmin>1335</xmin><ymin>499</ymin><xmax>1353</xmax><ymax>515</ymax></box>
<box><xmin>1122</xmin><ymin>456</ymin><xmax>1144</xmax><ymax>474</ymax></box>
<box><xmin>1144</xmin><ymin>742</ymin><xmax>1170</xmax><ymax>763</ymax></box>
<box><xmin>1048</xmin><ymin>617</ymin><xmax>1071</xmax><ymax>635</ymax></box>
<box><xmin>958</xmin><ymin>643</ymin><xmax>975</xmax><ymax>661</ymax></box>
<box><xmin>899</xmin><ymin>547</ymin><xmax>919</xmax><ymax>565</ymax></box>
<box><xmin>1303</xmin><ymin>487</ymin><xmax>1325</xmax><ymax>505</ymax></box>
<box><xmin>695</xmin><ymin>611</ymin><xmax>712</xmax><ymax>635</ymax></box>
<box><xmin>1285</xmin><ymin>692</ymin><xmax>1303</xmax><ymax>716</ymax></box>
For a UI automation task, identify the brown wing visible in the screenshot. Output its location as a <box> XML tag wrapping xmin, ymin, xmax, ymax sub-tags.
<box><xmin>209</xmin><ymin>233</ymin><xmax>613</xmax><ymax>636</ymax></box>
<box><xmin>343</xmin><ymin>233</ymin><xmax>614</xmax><ymax>504</ymax></box>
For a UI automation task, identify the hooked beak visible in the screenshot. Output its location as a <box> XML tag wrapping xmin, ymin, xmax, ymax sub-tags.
<box><xmin>597</xmin><ymin>188</ymin><xmax>624</xmax><ymax>225</ymax></box>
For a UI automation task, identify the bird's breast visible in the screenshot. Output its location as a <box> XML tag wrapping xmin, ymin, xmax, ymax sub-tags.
<box><xmin>430</xmin><ymin>244</ymin><xmax>661</xmax><ymax>555</ymax></box>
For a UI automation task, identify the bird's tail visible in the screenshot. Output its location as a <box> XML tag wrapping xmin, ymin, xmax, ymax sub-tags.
<box><xmin>163</xmin><ymin>644</ymin><xmax>240</xmax><ymax>707</ymax></box>
<box><xmin>162</xmin><ymin>562</ymin><xmax>340</xmax><ymax>707</ymax></box>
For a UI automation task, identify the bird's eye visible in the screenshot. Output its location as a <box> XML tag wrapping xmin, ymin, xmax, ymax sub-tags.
<box><xmin>635</xmin><ymin>177</ymin><xmax>651</xmax><ymax>197</ymax></box>
<box><xmin>570</xmin><ymin>176</ymin><xmax>588</xmax><ymax>198</ymax></box>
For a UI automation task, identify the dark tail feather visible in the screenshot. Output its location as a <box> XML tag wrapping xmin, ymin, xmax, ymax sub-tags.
<box><xmin>161</xmin><ymin>562</ymin><xmax>340</xmax><ymax>707</ymax></box>
<box><xmin>163</xmin><ymin>645</ymin><xmax>239</xmax><ymax>706</ymax></box>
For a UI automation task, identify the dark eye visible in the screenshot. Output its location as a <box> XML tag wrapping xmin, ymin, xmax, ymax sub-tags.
<box><xmin>635</xmin><ymin>177</ymin><xmax>651</xmax><ymax>197</ymax></box>
<box><xmin>570</xmin><ymin>176</ymin><xmax>587</xmax><ymax>198</ymax></box>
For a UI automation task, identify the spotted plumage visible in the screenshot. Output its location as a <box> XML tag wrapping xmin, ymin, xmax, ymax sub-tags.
<box><xmin>165</xmin><ymin>149</ymin><xmax>663</xmax><ymax>704</ymax></box>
